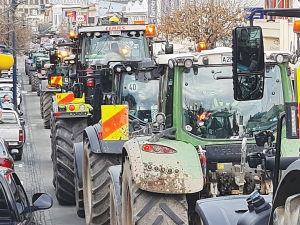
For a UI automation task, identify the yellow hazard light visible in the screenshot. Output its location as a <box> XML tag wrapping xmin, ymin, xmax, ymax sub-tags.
<box><xmin>69</xmin><ymin>31</ymin><xmax>76</xmax><ymax>39</ymax></box>
<box><xmin>121</xmin><ymin>48</ymin><xmax>129</xmax><ymax>55</ymax></box>
<box><xmin>134</xmin><ymin>21</ymin><xmax>145</xmax><ymax>24</ymax></box>
<box><xmin>61</xmin><ymin>50</ymin><xmax>68</xmax><ymax>57</ymax></box>
<box><xmin>198</xmin><ymin>42</ymin><xmax>206</xmax><ymax>51</ymax></box>
<box><xmin>0</xmin><ymin>51</ymin><xmax>14</xmax><ymax>71</ymax></box>
<box><xmin>109</xmin><ymin>17</ymin><xmax>119</xmax><ymax>25</ymax></box>
<box><xmin>294</xmin><ymin>20</ymin><xmax>300</xmax><ymax>33</ymax></box>
<box><xmin>145</xmin><ymin>25</ymin><xmax>156</xmax><ymax>36</ymax></box>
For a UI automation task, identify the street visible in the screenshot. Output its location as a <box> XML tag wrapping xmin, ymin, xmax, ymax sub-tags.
<box><xmin>15</xmin><ymin>56</ymin><xmax>85</xmax><ymax>225</ymax></box>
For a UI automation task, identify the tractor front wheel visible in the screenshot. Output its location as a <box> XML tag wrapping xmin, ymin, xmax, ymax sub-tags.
<box><xmin>54</xmin><ymin>118</ymin><xmax>87</xmax><ymax>205</ymax></box>
<box><xmin>83</xmin><ymin>139</ymin><xmax>121</xmax><ymax>225</ymax></box>
<box><xmin>121</xmin><ymin>157</ymin><xmax>189</xmax><ymax>225</ymax></box>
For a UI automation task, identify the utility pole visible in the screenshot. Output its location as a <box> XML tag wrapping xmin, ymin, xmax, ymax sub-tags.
<box><xmin>12</xmin><ymin>0</ymin><xmax>17</xmax><ymax>107</ymax></box>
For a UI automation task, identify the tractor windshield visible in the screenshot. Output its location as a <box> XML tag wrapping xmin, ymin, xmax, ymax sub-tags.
<box><xmin>120</xmin><ymin>74</ymin><xmax>159</xmax><ymax>123</ymax></box>
<box><xmin>81</xmin><ymin>32</ymin><xmax>149</xmax><ymax>66</ymax></box>
<box><xmin>181</xmin><ymin>65</ymin><xmax>284</xmax><ymax>140</ymax></box>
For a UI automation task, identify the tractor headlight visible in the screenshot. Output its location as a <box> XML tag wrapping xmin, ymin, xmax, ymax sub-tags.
<box><xmin>276</xmin><ymin>54</ymin><xmax>284</xmax><ymax>63</ymax></box>
<box><xmin>79</xmin><ymin>104</ymin><xmax>85</xmax><ymax>111</ymax></box>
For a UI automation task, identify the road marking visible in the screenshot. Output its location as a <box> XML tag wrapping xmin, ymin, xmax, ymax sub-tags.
<box><xmin>21</xmin><ymin>181</ymin><xmax>23</xmax><ymax>185</ymax></box>
<box><xmin>21</xmin><ymin>91</ymin><xmax>28</xmax><ymax>94</ymax></box>
<box><xmin>18</xmin><ymin>164</ymin><xmax>23</xmax><ymax>168</ymax></box>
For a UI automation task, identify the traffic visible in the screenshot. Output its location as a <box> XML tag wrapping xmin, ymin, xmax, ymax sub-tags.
<box><xmin>1</xmin><ymin>9</ymin><xmax>300</xmax><ymax>225</ymax></box>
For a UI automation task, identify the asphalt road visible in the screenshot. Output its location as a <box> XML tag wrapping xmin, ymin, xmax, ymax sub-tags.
<box><xmin>15</xmin><ymin>56</ymin><xmax>85</xmax><ymax>225</ymax></box>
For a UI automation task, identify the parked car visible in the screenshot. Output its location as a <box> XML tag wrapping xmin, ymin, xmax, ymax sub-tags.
<box><xmin>0</xmin><ymin>167</ymin><xmax>53</xmax><ymax>224</ymax></box>
<box><xmin>0</xmin><ymin>91</ymin><xmax>21</xmax><ymax>110</ymax></box>
<box><xmin>0</xmin><ymin>110</ymin><xmax>25</xmax><ymax>160</ymax></box>
<box><xmin>0</xmin><ymin>137</ymin><xmax>14</xmax><ymax>169</ymax></box>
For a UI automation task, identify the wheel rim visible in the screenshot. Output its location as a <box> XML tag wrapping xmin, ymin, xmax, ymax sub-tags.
<box><xmin>125</xmin><ymin>186</ymin><xmax>133</xmax><ymax>225</ymax></box>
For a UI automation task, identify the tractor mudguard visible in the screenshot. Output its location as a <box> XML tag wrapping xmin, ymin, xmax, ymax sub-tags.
<box><xmin>122</xmin><ymin>137</ymin><xmax>203</xmax><ymax>194</ymax></box>
<box><xmin>29</xmin><ymin>66</ymin><xmax>36</xmax><ymax>71</ymax></box>
<box><xmin>108</xmin><ymin>165</ymin><xmax>122</xmax><ymax>223</ymax></box>
<box><xmin>37</xmin><ymin>73</ymin><xmax>46</xmax><ymax>79</ymax></box>
<box><xmin>74</xmin><ymin>142</ymin><xmax>84</xmax><ymax>188</ymax></box>
<box><xmin>270</xmin><ymin>159</ymin><xmax>300</xmax><ymax>225</ymax></box>
<box><xmin>52</xmin><ymin>100</ymin><xmax>58</xmax><ymax>113</ymax></box>
<box><xmin>41</xmin><ymin>80</ymin><xmax>61</xmax><ymax>92</ymax></box>
<box><xmin>195</xmin><ymin>195</ymin><xmax>272</xmax><ymax>225</ymax></box>
<box><xmin>85</xmin><ymin>124</ymin><xmax>125</xmax><ymax>154</ymax></box>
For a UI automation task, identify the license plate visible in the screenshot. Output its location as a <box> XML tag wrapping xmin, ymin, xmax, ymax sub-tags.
<box><xmin>221</xmin><ymin>55</ymin><xmax>233</xmax><ymax>64</ymax></box>
<box><xmin>110</xmin><ymin>30</ymin><xmax>121</xmax><ymax>36</ymax></box>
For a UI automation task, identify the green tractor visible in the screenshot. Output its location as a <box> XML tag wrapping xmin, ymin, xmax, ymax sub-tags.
<box><xmin>106</xmin><ymin>43</ymin><xmax>300</xmax><ymax>224</ymax></box>
<box><xmin>32</xmin><ymin>56</ymin><xmax>50</xmax><ymax>94</ymax></box>
<box><xmin>28</xmin><ymin>52</ymin><xmax>48</xmax><ymax>85</ymax></box>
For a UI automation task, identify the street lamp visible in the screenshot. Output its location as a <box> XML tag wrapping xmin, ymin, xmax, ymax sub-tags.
<box><xmin>11</xmin><ymin>0</ymin><xmax>18</xmax><ymax>107</ymax></box>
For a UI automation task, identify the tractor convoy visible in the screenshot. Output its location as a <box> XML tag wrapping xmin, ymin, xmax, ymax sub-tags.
<box><xmin>22</xmin><ymin>9</ymin><xmax>300</xmax><ymax>225</ymax></box>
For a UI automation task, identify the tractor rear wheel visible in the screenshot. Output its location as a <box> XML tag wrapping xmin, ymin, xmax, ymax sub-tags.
<box><xmin>54</xmin><ymin>118</ymin><xmax>87</xmax><ymax>205</ymax></box>
<box><xmin>75</xmin><ymin>151</ymin><xmax>85</xmax><ymax>218</ymax></box>
<box><xmin>83</xmin><ymin>139</ymin><xmax>121</xmax><ymax>225</ymax></box>
<box><xmin>28</xmin><ymin>72</ymin><xmax>33</xmax><ymax>84</ymax></box>
<box><xmin>42</xmin><ymin>92</ymin><xmax>55</xmax><ymax>129</ymax></box>
<box><xmin>31</xmin><ymin>75</ymin><xmax>38</xmax><ymax>92</ymax></box>
<box><xmin>121</xmin><ymin>157</ymin><xmax>189</xmax><ymax>225</ymax></box>
<box><xmin>37</xmin><ymin>80</ymin><xmax>41</xmax><ymax>96</ymax></box>
<box><xmin>40</xmin><ymin>92</ymin><xmax>44</xmax><ymax>118</ymax></box>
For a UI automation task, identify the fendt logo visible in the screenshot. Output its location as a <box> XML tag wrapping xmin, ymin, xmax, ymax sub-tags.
<box><xmin>105</xmin><ymin>26</ymin><xmax>126</xmax><ymax>31</ymax></box>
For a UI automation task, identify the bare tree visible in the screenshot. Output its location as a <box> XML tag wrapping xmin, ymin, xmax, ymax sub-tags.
<box><xmin>57</xmin><ymin>22</ymin><xmax>70</xmax><ymax>41</ymax></box>
<box><xmin>158</xmin><ymin>0</ymin><xmax>246</xmax><ymax>49</ymax></box>
<box><xmin>0</xmin><ymin>2</ymin><xmax>33</xmax><ymax>52</ymax></box>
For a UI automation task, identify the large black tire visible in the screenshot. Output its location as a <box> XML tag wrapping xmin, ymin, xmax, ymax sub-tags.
<box><xmin>40</xmin><ymin>92</ymin><xmax>44</xmax><ymax>119</ymax></box>
<box><xmin>110</xmin><ymin>181</ymin><xmax>121</xmax><ymax>225</ymax></box>
<box><xmin>28</xmin><ymin>71</ymin><xmax>33</xmax><ymax>85</ymax></box>
<box><xmin>43</xmin><ymin>92</ymin><xmax>55</xmax><ymax>129</ymax></box>
<box><xmin>74</xmin><ymin>151</ymin><xmax>85</xmax><ymax>218</ymax></box>
<box><xmin>54</xmin><ymin>118</ymin><xmax>87</xmax><ymax>205</ymax></box>
<box><xmin>31</xmin><ymin>75</ymin><xmax>39</xmax><ymax>92</ymax></box>
<box><xmin>121</xmin><ymin>157</ymin><xmax>189</xmax><ymax>225</ymax></box>
<box><xmin>37</xmin><ymin>80</ymin><xmax>41</xmax><ymax>96</ymax></box>
<box><xmin>83</xmin><ymin>140</ymin><xmax>121</xmax><ymax>225</ymax></box>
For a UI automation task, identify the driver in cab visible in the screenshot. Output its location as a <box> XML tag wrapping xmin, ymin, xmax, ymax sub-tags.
<box><xmin>105</xmin><ymin>42</ymin><xmax>127</xmax><ymax>61</ymax></box>
<box><xmin>2</xmin><ymin>95</ymin><xmax>14</xmax><ymax>110</ymax></box>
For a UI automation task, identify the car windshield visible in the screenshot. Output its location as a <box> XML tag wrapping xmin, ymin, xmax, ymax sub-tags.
<box><xmin>2</xmin><ymin>112</ymin><xmax>17</xmax><ymax>124</ymax></box>
<box><xmin>120</xmin><ymin>74</ymin><xmax>159</xmax><ymax>123</ymax></box>
<box><xmin>181</xmin><ymin>65</ymin><xmax>283</xmax><ymax>139</ymax></box>
<box><xmin>81</xmin><ymin>32</ymin><xmax>149</xmax><ymax>66</ymax></box>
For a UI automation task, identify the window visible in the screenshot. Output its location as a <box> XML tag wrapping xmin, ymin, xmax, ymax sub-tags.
<box><xmin>0</xmin><ymin>184</ymin><xmax>10</xmax><ymax>220</ymax></box>
<box><xmin>159</xmin><ymin>68</ymin><xmax>174</xmax><ymax>128</ymax></box>
<box><xmin>25</xmin><ymin>8</ymin><xmax>28</xmax><ymax>14</ymax></box>
<box><xmin>40</xmin><ymin>0</ymin><xmax>44</xmax><ymax>4</ymax></box>
<box><xmin>35</xmin><ymin>0</ymin><xmax>38</xmax><ymax>4</ymax></box>
<box><xmin>8</xmin><ymin>173</ymin><xmax>30</xmax><ymax>221</ymax></box>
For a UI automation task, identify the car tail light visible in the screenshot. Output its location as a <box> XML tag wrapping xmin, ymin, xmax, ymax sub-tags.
<box><xmin>55</xmin><ymin>112</ymin><xmax>61</xmax><ymax>117</ymax></box>
<box><xmin>1</xmin><ymin>159</ymin><xmax>12</xmax><ymax>169</ymax></box>
<box><xmin>69</xmin><ymin>105</ymin><xmax>75</xmax><ymax>111</ymax></box>
<box><xmin>199</xmin><ymin>151</ymin><xmax>207</xmax><ymax>185</ymax></box>
<box><xmin>86</xmin><ymin>67</ymin><xmax>94</xmax><ymax>87</ymax></box>
<box><xmin>19</xmin><ymin>130</ymin><xmax>23</xmax><ymax>142</ymax></box>
<box><xmin>142</xmin><ymin>144</ymin><xmax>177</xmax><ymax>154</ymax></box>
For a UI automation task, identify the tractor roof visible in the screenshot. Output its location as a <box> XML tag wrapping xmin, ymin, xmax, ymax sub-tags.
<box><xmin>155</xmin><ymin>47</ymin><xmax>296</xmax><ymax>65</ymax></box>
<box><xmin>79</xmin><ymin>25</ymin><xmax>147</xmax><ymax>33</ymax></box>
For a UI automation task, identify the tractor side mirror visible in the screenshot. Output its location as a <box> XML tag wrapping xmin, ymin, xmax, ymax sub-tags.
<box><xmin>165</xmin><ymin>43</ymin><xmax>173</xmax><ymax>54</ymax></box>
<box><xmin>232</xmin><ymin>26</ymin><xmax>265</xmax><ymax>101</ymax></box>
